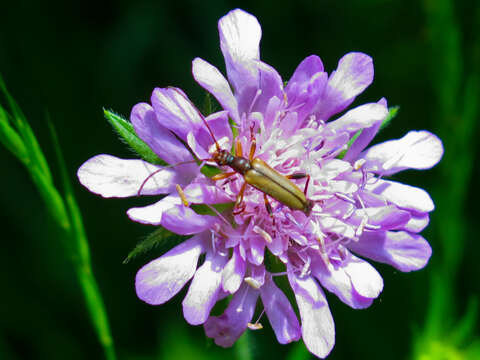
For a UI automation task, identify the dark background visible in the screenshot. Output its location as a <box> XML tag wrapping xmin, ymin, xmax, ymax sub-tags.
<box><xmin>0</xmin><ymin>1</ymin><xmax>478</xmax><ymax>359</ymax></box>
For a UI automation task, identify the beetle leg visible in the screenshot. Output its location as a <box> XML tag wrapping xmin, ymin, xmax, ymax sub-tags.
<box><xmin>286</xmin><ymin>173</ymin><xmax>311</xmax><ymax>195</ymax></box>
<box><xmin>235</xmin><ymin>139</ymin><xmax>243</xmax><ymax>157</ymax></box>
<box><xmin>303</xmin><ymin>174</ymin><xmax>311</xmax><ymax>196</ymax></box>
<box><xmin>233</xmin><ymin>182</ymin><xmax>247</xmax><ymax>215</ymax></box>
<box><xmin>263</xmin><ymin>193</ymin><xmax>276</xmax><ymax>227</ymax></box>
<box><xmin>249</xmin><ymin>125</ymin><xmax>256</xmax><ymax>161</ymax></box>
<box><xmin>211</xmin><ymin>171</ymin><xmax>236</xmax><ymax>181</ymax></box>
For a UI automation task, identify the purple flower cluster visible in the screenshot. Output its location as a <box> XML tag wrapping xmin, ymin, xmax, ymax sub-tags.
<box><xmin>78</xmin><ymin>9</ymin><xmax>443</xmax><ymax>358</ymax></box>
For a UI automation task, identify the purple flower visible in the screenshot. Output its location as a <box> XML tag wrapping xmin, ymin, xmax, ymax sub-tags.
<box><xmin>78</xmin><ymin>9</ymin><xmax>443</xmax><ymax>359</ymax></box>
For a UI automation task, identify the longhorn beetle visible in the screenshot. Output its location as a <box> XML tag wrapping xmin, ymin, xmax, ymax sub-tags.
<box><xmin>207</xmin><ymin>123</ymin><xmax>313</xmax><ymax>216</ymax></box>
<box><xmin>139</xmin><ymin>89</ymin><xmax>314</xmax><ymax>216</ymax></box>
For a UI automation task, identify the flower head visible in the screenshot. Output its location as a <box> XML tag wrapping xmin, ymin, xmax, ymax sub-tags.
<box><xmin>78</xmin><ymin>9</ymin><xmax>443</xmax><ymax>358</ymax></box>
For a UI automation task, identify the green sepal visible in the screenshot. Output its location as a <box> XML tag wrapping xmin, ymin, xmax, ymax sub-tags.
<box><xmin>190</xmin><ymin>202</ymin><xmax>234</xmax><ymax>216</ymax></box>
<box><xmin>380</xmin><ymin>105</ymin><xmax>399</xmax><ymax>131</ymax></box>
<box><xmin>200</xmin><ymin>164</ymin><xmax>222</xmax><ymax>178</ymax></box>
<box><xmin>104</xmin><ymin>109</ymin><xmax>166</xmax><ymax>165</ymax></box>
<box><xmin>338</xmin><ymin>106</ymin><xmax>400</xmax><ymax>159</ymax></box>
<box><xmin>202</xmin><ymin>92</ymin><xmax>214</xmax><ymax>116</ymax></box>
<box><xmin>123</xmin><ymin>227</ymin><xmax>186</xmax><ymax>264</ymax></box>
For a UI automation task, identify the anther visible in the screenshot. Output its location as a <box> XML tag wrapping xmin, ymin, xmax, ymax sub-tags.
<box><xmin>244</xmin><ymin>277</ymin><xmax>262</xmax><ymax>289</ymax></box>
<box><xmin>248</xmin><ymin>322</ymin><xmax>263</xmax><ymax>330</ymax></box>
<box><xmin>354</xmin><ymin>158</ymin><xmax>366</xmax><ymax>170</ymax></box>
<box><xmin>175</xmin><ymin>184</ymin><xmax>189</xmax><ymax>207</ymax></box>
<box><xmin>355</xmin><ymin>215</ymin><xmax>368</xmax><ymax>237</ymax></box>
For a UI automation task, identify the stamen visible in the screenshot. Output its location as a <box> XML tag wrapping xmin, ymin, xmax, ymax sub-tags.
<box><xmin>248</xmin><ymin>308</ymin><xmax>266</xmax><ymax>330</ymax></box>
<box><xmin>253</xmin><ymin>225</ymin><xmax>272</xmax><ymax>244</ymax></box>
<box><xmin>300</xmin><ymin>256</ymin><xmax>311</xmax><ymax>277</ymax></box>
<box><xmin>176</xmin><ymin>184</ymin><xmax>189</xmax><ymax>207</ymax></box>
<box><xmin>248</xmin><ymin>89</ymin><xmax>263</xmax><ymax>114</ymax></box>
<box><xmin>317</xmin><ymin>235</ymin><xmax>333</xmax><ymax>269</ymax></box>
<box><xmin>353</xmin><ymin>158</ymin><xmax>366</xmax><ymax>170</ymax></box>
<box><xmin>285</xmin><ymin>213</ymin><xmax>300</xmax><ymax>227</ymax></box>
<box><xmin>244</xmin><ymin>277</ymin><xmax>262</xmax><ymax>289</ymax></box>
<box><xmin>343</xmin><ymin>206</ymin><xmax>355</xmax><ymax>220</ymax></box>
<box><xmin>247</xmin><ymin>322</ymin><xmax>263</xmax><ymax>330</ymax></box>
<box><xmin>210</xmin><ymin>230</ymin><xmax>216</xmax><ymax>253</ymax></box>
<box><xmin>205</xmin><ymin>204</ymin><xmax>231</xmax><ymax>226</ymax></box>
<box><xmin>335</xmin><ymin>192</ymin><xmax>356</xmax><ymax>204</ymax></box>
<box><xmin>355</xmin><ymin>215</ymin><xmax>368</xmax><ymax>237</ymax></box>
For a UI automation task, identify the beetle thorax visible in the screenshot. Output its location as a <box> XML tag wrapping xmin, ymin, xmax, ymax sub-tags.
<box><xmin>213</xmin><ymin>149</ymin><xmax>234</xmax><ymax>166</ymax></box>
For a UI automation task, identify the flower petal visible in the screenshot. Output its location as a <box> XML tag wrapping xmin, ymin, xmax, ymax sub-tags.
<box><xmin>343</xmin><ymin>98</ymin><xmax>386</xmax><ymax>161</ymax></box>
<box><xmin>192</xmin><ymin>58</ymin><xmax>239</xmax><ymax>122</ymax></box>
<box><xmin>366</xmin><ymin>179</ymin><xmax>435</xmax><ymax>213</ymax></box>
<box><xmin>260</xmin><ymin>275</ymin><xmax>301</xmax><ymax>344</ymax></box>
<box><xmin>350</xmin><ymin>206</ymin><xmax>411</xmax><ymax>230</ymax></box>
<box><xmin>286</xmin><ymin>55</ymin><xmax>324</xmax><ymax>95</ymax></box>
<box><xmin>135</xmin><ymin>235</ymin><xmax>204</xmax><ymax>305</ymax></box>
<box><xmin>127</xmin><ymin>196</ymin><xmax>216</xmax><ymax>234</ymax></box>
<box><xmin>130</xmin><ymin>102</ymin><xmax>194</xmax><ymax>164</ymax></box>
<box><xmin>311</xmin><ymin>252</ymin><xmax>380</xmax><ymax>309</ymax></box>
<box><xmin>348</xmin><ymin>230</ymin><xmax>432</xmax><ymax>272</ymax></box>
<box><xmin>253</xmin><ymin>61</ymin><xmax>284</xmax><ymax>114</ymax></box>
<box><xmin>402</xmin><ymin>213</ymin><xmax>430</xmax><ymax>233</ymax></box>
<box><xmin>326</xmin><ymin>102</ymin><xmax>388</xmax><ymax>135</ymax></box>
<box><xmin>151</xmin><ymin>87</ymin><xmax>204</xmax><ymax>141</ymax></box>
<box><xmin>183</xmin><ymin>251</ymin><xmax>228</xmax><ymax>325</ymax></box>
<box><xmin>315</xmin><ymin>52</ymin><xmax>373</xmax><ymax>120</ymax></box>
<box><xmin>194</xmin><ymin>110</ymin><xmax>233</xmax><ymax>156</ymax></box>
<box><xmin>361</xmin><ymin>130</ymin><xmax>444</xmax><ymax>175</ymax></box>
<box><xmin>285</xmin><ymin>55</ymin><xmax>327</xmax><ymax>124</ymax></box>
<box><xmin>219</xmin><ymin>9</ymin><xmax>261</xmax><ymax>96</ymax></box>
<box><xmin>183</xmin><ymin>182</ymin><xmax>233</xmax><ymax>204</ymax></box>
<box><xmin>342</xmin><ymin>253</ymin><xmax>383</xmax><ymax>298</ymax></box>
<box><xmin>78</xmin><ymin>154</ymin><xmax>177</xmax><ymax>198</ymax></box>
<box><xmin>204</xmin><ymin>283</ymin><xmax>258</xmax><ymax>347</ymax></box>
<box><xmin>222</xmin><ymin>247</ymin><xmax>246</xmax><ymax>293</ymax></box>
<box><xmin>288</xmin><ymin>271</ymin><xmax>335</xmax><ymax>358</ymax></box>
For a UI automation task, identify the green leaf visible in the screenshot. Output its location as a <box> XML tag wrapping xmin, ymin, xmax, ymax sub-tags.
<box><xmin>337</xmin><ymin>105</ymin><xmax>400</xmax><ymax>159</ymax></box>
<box><xmin>47</xmin><ymin>118</ymin><xmax>117</xmax><ymax>360</ymax></box>
<box><xmin>123</xmin><ymin>227</ymin><xmax>184</xmax><ymax>264</ymax></box>
<box><xmin>0</xmin><ymin>75</ymin><xmax>53</xmax><ymax>183</ymax></box>
<box><xmin>104</xmin><ymin>109</ymin><xmax>165</xmax><ymax>165</ymax></box>
<box><xmin>0</xmin><ymin>106</ymin><xmax>28</xmax><ymax>164</ymax></box>
<box><xmin>190</xmin><ymin>202</ymin><xmax>234</xmax><ymax>216</ymax></box>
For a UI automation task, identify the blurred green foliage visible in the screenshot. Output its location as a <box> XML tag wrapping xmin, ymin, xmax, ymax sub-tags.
<box><xmin>0</xmin><ymin>0</ymin><xmax>478</xmax><ymax>359</ymax></box>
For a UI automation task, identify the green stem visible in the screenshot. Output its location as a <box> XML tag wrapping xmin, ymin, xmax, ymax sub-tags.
<box><xmin>48</xmin><ymin>120</ymin><xmax>117</xmax><ymax>360</ymax></box>
<box><xmin>235</xmin><ymin>332</ymin><xmax>253</xmax><ymax>360</ymax></box>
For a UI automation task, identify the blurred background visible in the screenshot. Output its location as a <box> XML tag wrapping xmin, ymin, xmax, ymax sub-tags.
<box><xmin>0</xmin><ymin>0</ymin><xmax>478</xmax><ymax>359</ymax></box>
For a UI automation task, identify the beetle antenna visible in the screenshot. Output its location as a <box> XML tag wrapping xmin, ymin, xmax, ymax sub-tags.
<box><xmin>170</xmin><ymin>87</ymin><xmax>220</xmax><ymax>151</ymax></box>
<box><xmin>137</xmin><ymin>158</ymin><xmax>214</xmax><ymax>196</ymax></box>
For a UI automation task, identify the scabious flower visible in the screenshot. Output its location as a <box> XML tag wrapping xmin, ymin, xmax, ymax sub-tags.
<box><xmin>78</xmin><ymin>9</ymin><xmax>443</xmax><ymax>358</ymax></box>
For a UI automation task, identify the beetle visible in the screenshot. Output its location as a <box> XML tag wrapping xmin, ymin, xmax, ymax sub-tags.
<box><xmin>202</xmin><ymin>111</ymin><xmax>313</xmax><ymax>216</ymax></box>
